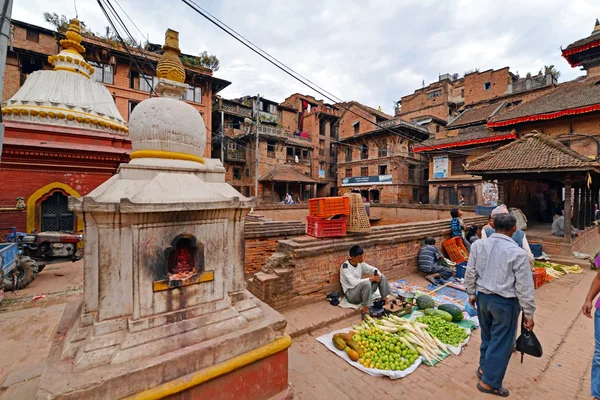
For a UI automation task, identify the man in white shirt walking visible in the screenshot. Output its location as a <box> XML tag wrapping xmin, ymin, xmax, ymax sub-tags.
<box><xmin>340</xmin><ymin>245</ymin><xmax>391</xmax><ymax>314</ymax></box>
<box><xmin>465</xmin><ymin>213</ymin><xmax>536</xmax><ymax>397</ymax></box>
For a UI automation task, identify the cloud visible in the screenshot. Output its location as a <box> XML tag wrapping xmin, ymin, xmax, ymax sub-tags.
<box><xmin>13</xmin><ymin>0</ymin><xmax>599</xmax><ymax>115</ymax></box>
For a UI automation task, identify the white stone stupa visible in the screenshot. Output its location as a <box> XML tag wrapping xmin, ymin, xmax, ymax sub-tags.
<box><xmin>36</xmin><ymin>29</ymin><xmax>290</xmax><ymax>400</ymax></box>
<box><xmin>2</xmin><ymin>19</ymin><xmax>127</xmax><ymax>134</ymax></box>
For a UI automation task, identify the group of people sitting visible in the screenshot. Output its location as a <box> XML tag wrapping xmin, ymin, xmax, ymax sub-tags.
<box><xmin>280</xmin><ymin>192</ymin><xmax>301</xmax><ymax>205</ymax></box>
<box><xmin>339</xmin><ymin>204</ymin><xmax>536</xmax><ymax>314</ymax></box>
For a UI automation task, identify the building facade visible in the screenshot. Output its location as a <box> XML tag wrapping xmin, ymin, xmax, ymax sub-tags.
<box><xmin>336</xmin><ymin>102</ymin><xmax>430</xmax><ymax>204</ymax></box>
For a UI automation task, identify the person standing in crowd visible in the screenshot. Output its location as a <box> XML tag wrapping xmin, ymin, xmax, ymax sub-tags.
<box><xmin>482</xmin><ymin>205</ymin><xmax>535</xmax><ymax>268</ymax></box>
<box><xmin>450</xmin><ymin>208</ymin><xmax>471</xmax><ymax>252</ymax></box>
<box><xmin>582</xmin><ymin>256</ymin><xmax>600</xmax><ymax>400</ymax></box>
<box><xmin>465</xmin><ymin>213</ymin><xmax>535</xmax><ymax>397</ymax></box>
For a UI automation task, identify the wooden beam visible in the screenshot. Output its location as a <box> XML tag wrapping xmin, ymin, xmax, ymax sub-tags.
<box><xmin>573</xmin><ymin>185</ymin><xmax>581</xmax><ymax>230</ymax></box>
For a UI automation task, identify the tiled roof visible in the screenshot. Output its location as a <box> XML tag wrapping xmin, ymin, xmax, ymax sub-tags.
<box><xmin>489</xmin><ymin>77</ymin><xmax>600</xmax><ymax>125</ymax></box>
<box><xmin>465</xmin><ymin>132</ymin><xmax>598</xmax><ymax>173</ymax></box>
<box><xmin>259</xmin><ymin>165</ymin><xmax>318</xmax><ymax>183</ymax></box>
<box><xmin>447</xmin><ymin>102</ymin><xmax>505</xmax><ymax>128</ymax></box>
<box><xmin>418</xmin><ymin>125</ymin><xmax>511</xmax><ymax>148</ymax></box>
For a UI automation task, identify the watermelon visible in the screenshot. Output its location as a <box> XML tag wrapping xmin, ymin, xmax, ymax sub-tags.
<box><xmin>423</xmin><ymin>308</ymin><xmax>453</xmax><ymax>322</ymax></box>
<box><xmin>416</xmin><ymin>295</ymin><xmax>435</xmax><ymax>310</ymax></box>
<box><xmin>438</xmin><ymin>303</ymin><xmax>464</xmax><ymax>322</ymax></box>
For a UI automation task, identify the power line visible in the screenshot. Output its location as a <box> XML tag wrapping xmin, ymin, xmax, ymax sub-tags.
<box><xmin>179</xmin><ymin>0</ymin><xmax>440</xmax><ymax>152</ymax></box>
<box><xmin>96</xmin><ymin>0</ymin><xmax>155</xmax><ymax>97</ymax></box>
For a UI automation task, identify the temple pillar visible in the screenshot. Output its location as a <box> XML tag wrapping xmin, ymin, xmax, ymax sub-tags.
<box><xmin>564</xmin><ymin>175</ymin><xmax>572</xmax><ymax>243</ymax></box>
<box><xmin>573</xmin><ymin>185</ymin><xmax>581</xmax><ymax>230</ymax></box>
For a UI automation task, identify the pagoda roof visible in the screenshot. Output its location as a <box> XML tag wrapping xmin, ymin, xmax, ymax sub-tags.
<box><xmin>562</xmin><ymin>19</ymin><xmax>600</xmax><ymax>67</ymax></box>
<box><xmin>259</xmin><ymin>165</ymin><xmax>318</xmax><ymax>183</ymax></box>
<box><xmin>465</xmin><ymin>132</ymin><xmax>599</xmax><ymax>174</ymax></box>
<box><xmin>487</xmin><ymin>77</ymin><xmax>600</xmax><ymax>128</ymax></box>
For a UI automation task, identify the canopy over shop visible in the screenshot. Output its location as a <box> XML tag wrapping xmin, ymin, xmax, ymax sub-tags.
<box><xmin>465</xmin><ymin>132</ymin><xmax>600</xmax><ymax>243</ymax></box>
<box><xmin>259</xmin><ymin>165</ymin><xmax>318</xmax><ymax>202</ymax></box>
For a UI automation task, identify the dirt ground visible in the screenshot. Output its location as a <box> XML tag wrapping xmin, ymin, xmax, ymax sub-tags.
<box><xmin>0</xmin><ymin>258</ymin><xmax>598</xmax><ymax>399</ymax></box>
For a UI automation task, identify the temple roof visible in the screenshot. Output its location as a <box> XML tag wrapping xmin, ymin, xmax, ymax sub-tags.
<box><xmin>487</xmin><ymin>77</ymin><xmax>600</xmax><ymax>128</ymax></box>
<box><xmin>1</xmin><ymin>18</ymin><xmax>127</xmax><ymax>134</ymax></box>
<box><xmin>564</xmin><ymin>19</ymin><xmax>600</xmax><ymax>51</ymax></box>
<box><xmin>414</xmin><ymin>125</ymin><xmax>515</xmax><ymax>152</ymax></box>
<box><xmin>465</xmin><ymin>132</ymin><xmax>599</xmax><ymax>173</ymax></box>
<box><xmin>259</xmin><ymin>165</ymin><xmax>318</xmax><ymax>183</ymax></box>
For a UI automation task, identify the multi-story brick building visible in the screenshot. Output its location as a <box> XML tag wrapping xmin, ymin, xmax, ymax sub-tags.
<box><xmin>0</xmin><ymin>17</ymin><xmax>229</xmax><ymax>232</ymax></box>
<box><xmin>336</xmin><ymin>102</ymin><xmax>430</xmax><ymax>204</ymax></box>
<box><xmin>406</xmin><ymin>66</ymin><xmax>558</xmax><ymax>206</ymax></box>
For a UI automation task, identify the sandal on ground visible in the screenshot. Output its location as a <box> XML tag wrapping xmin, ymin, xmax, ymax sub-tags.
<box><xmin>477</xmin><ymin>383</ymin><xmax>509</xmax><ymax>397</ymax></box>
<box><xmin>425</xmin><ymin>275</ymin><xmax>437</xmax><ymax>285</ymax></box>
<box><xmin>476</xmin><ymin>369</ymin><xmax>483</xmax><ymax>380</ymax></box>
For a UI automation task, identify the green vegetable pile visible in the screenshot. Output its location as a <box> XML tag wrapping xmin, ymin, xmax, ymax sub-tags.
<box><xmin>416</xmin><ymin>315</ymin><xmax>468</xmax><ymax>346</ymax></box>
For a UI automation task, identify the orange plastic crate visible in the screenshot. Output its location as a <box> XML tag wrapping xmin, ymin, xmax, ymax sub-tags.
<box><xmin>306</xmin><ymin>216</ymin><xmax>347</xmax><ymax>238</ymax></box>
<box><xmin>442</xmin><ymin>236</ymin><xmax>470</xmax><ymax>263</ymax></box>
<box><xmin>308</xmin><ymin>197</ymin><xmax>350</xmax><ymax>218</ymax></box>
<box><xmin>533</xmin><ymin>268</ymin><xmax>547</xmax><ymax>289</ymax></box>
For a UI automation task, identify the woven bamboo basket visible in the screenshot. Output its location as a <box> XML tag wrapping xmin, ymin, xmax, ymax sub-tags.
<box><xmin>344</xmin><ymin>193</ymin><xmax>371</xmax><ymax>233</ymax></box>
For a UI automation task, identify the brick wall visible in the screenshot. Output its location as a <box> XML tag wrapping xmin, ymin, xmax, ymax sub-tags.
<box><xmin>245</xmin><ymin>236</ymin><xmax>288</xmax><ymax>279</ymax></box>
<box><xmin>399</xmin><ymin>81</ymin><xmax>451</xmax><ymax>116</ymax></box>
<box><xmin>464</xmin><ymin>68</ymin><xmax>510</xmax><ymax>105</ymax></box>
<box><xmin>248</xmin><ymin>216</ymin><xmax>487</xmax><ymax>310</ymax></box>
<box><xmin>338</xmin><ymin>104</ymin><xmax>378</xmax><ymax>140</ymax></box>
<box><xmin>0</xmin><ymin>169</ymin><xmax>113</xmax><ymax>231</ymax></box>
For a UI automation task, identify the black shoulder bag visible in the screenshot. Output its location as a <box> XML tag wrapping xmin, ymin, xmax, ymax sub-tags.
<box><xmin>515</xmin><ymin>313</ymin><xmax>543</xmax><ymax>363</ymax></box>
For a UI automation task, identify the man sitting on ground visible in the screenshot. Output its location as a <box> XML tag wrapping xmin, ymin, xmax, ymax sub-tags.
<box><xmin>340</xmin><ymin>245</ymin><xmax>392</xmax><ymax>314</ymax></box>
<box><xmin>417</xmin><ymin>238</ymin><xmax>455</xmax><ymax>284</ymax></box>
<box><xmin>552</xmin><ymin>209</ymin><xmax>578</xmax><ymax>237</ymax></box>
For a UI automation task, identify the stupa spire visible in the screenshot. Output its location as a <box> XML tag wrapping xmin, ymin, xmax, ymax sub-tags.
<box><xmin>47</xmin><ymin>18</ymin><xmax>94</xmax><ymax>79</ymax></box>
<box><xmin>156</xmin><ymin>29</ymin><xmax>186</xmax><ymax>84</ymax></box>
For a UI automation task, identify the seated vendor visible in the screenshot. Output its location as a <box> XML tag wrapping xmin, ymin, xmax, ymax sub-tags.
<box><xmin>552</xmin><ymin>210</ymin><xmax>578</xmax><ymax>237</ymax></box>
<box><xmin>417</xmin><ymin>238</ymin><xmax>455</xmax><ymax>283</ymax></box>
<box><xmin>340</xmin><ymin>245</ymin><xmax>392</xmax><ymax>314</ymax></box>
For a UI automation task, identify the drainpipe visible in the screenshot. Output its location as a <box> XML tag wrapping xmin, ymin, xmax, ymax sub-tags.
<box><xmin>254</xmin><ymin>94</ymin><xmax>260</xmax><ymax>200</ymax></box>
<box><xmin>0</xmin><ymin>0</ymin><xmax>14</xmax><ymax>163</ymax></box>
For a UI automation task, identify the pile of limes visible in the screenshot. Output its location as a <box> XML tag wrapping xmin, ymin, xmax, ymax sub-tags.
<box><xmin>353</xmin><ymin>328</ymin><xmax>419</xmax><ymax>371</ymax></box>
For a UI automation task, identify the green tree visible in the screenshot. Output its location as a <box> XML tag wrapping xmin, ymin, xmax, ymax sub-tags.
<box><xmin>543</xmin><ymin>65</ymin><xmax>561</xmax><ymax>81</ymax></box>
<box><xmin>43</xmin><ymin>12</ymin><xmax>90</xmax><ymax>33</ymax></box>
<box><xmin>181</xmin><ymin>51</ymin><xmax>220</xmax><ymax>72</ymax></box>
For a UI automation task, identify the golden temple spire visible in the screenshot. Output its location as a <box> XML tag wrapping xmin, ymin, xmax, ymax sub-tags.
<box><xmin>47</xmin><ymin>18</ymin><xmax>94</xmax><ymax>79</ymax></box>
<box><xmin>60</xmin><ymin>18</ymin><xmax>85</xmax><ymax>55</ymax></box>
<box><xmin>156</xmin><ymin>29</ymin><xmax>186</xmax><ymax>83</ymax></box>
<box><xmin>594</xmin><ymin>18</ymin><xmax>600</xmax><ymax>34</ymax></box>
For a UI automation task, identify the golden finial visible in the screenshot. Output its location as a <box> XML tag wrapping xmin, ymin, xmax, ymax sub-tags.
<box><xmin>594</xmin><ymin>18</ymin><xmax>600</xmax><ymax>34</ymax></box>
<box><xmin>156</xmin><ymin>29</ymin><xmax>185</xmax><ymax>83</ymax></box>
<box><xmin>60</xmin><ymin>18</ymin><xmax>85</xmax><ymax>54</ymax></box>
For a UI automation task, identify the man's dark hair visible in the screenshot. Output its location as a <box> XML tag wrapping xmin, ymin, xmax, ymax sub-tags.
<box><xmin>450</xmin><ymin>208</ymin><xmax>459</xmax><ymax>218</ymax></box>
<box><xmin>424</xmin><ymin>237</ymin><xmax>436</xmax><ymax>245</ymax></box>
<box><xmin>488</xmin><ymin>214</ymin><xmax>493</xmax><ymax>221</ymax></box>
<box><xmin>349</xmin><ymin>245</ymin><xmax>364</xmax><ymax>257</ymax></box>
<box><xmin>493</xmin><ymin>214</ymin><xmax>517</xmax><ymax>232</ymax></box>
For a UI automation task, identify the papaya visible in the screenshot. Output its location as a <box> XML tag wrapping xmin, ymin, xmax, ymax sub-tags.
<box><xmin>332</xmin><ymin>336</ymin><xmax>346</xmax><ymax>350</ymax></box>
<box><xmin>346</xmin><ymin>340</ymin><xmax>364</xmax><ymax>357</ymax></box>
<box><xmin>348</xmin><ymin>330</ymin><xmax>356</xmax><ymax>338</ymax></box>
<box><xmin>345</xmin><ymin>347</ymin><xmax>360</xmax><ymax>362</ymax></box>
<box><xmin>339</xmin><ymin>333</ymin><xmax>352</xmax><ymax>342</ymax></box>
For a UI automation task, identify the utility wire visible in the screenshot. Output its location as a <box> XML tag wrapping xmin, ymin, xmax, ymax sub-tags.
<box><xmin>96</xmin><ymin>0</ymin><xmax>155</xmax><ymax>97</ymax></box>
<box><xmin>179</xmin><ymin>0</ymin><xmax>439</xmax><ymax>152</ymax></box>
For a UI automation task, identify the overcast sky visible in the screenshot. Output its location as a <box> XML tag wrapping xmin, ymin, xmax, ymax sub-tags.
<box><xmin>13</xmin><ymin>0</ymin><xmax>599</xmax><ymax>114</ymax></box>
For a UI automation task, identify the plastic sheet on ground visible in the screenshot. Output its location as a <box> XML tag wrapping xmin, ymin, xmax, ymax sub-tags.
<box><xmin>316</xmin><ymin>328</ymin><xmax>423</xmax><ymax>379</ymax></box>
<box><xmin>408</xmin><ymin>311</ymin><xmax>471</xmax><ymax>365</ymax></box>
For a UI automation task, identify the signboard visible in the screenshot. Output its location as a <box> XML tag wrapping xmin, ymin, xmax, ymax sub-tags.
<box><xmin>318</xmin><ymin>169</ymin><xmax>326</xmax><ymax>179</ymax></box>
<box><xmin>433</xmin><ymin>156</ymin><xmax>448</xmax><ymax>179</ymax></box>
<box><xmin>341</xmin><ymin>175</ymin><xmax>392</xmax><ymax>187</ymax></box>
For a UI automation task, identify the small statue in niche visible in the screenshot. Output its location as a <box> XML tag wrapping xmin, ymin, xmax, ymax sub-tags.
<box><xmin>175</xmin><ymin>247</ymin><xmax>194</xmax><ymax>274</ymax></box>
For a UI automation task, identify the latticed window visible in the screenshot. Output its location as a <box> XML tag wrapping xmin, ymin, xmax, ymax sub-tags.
<box><xmin>378</xmin><ymin>141</ymin><xmax>388</xmax><ymax>157</ymax></box>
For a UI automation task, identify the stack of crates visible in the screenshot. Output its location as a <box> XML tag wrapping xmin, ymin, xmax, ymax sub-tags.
<box><xmin>442</xmin><ymin>236</ymin><xmax>469</xmax><ymax>263</ymax></box>
<box><xmin>306</xmin><ymin>197</ymin><xmax>350</xmax><ymax>238</ymax></box>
